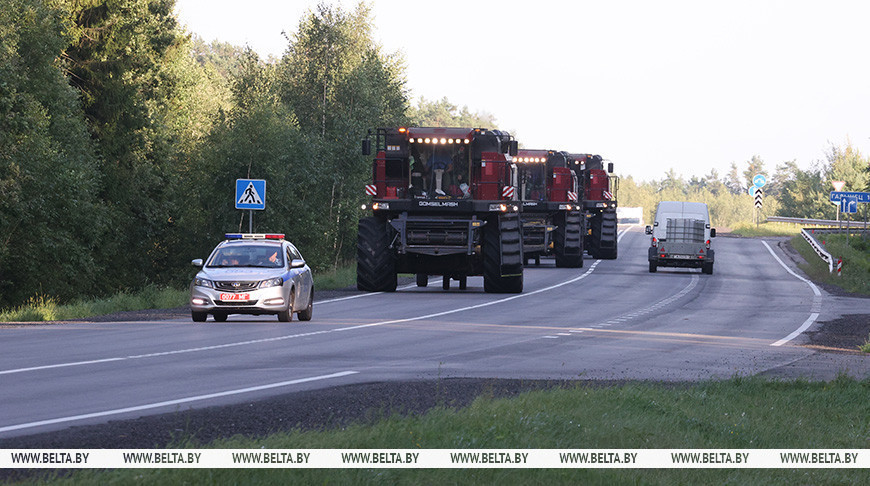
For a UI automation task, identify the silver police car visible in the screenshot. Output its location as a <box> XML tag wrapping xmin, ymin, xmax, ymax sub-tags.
<box><xmin>190</xmin><ymin>233</ymin><xmax>314</xmax><ymax>322</ymax></box>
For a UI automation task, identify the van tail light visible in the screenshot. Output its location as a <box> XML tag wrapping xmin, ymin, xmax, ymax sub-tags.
<box><xmin>652</xmin><ymin>237</ymin><xmax>658</xmax><ymax>248</ymax></box>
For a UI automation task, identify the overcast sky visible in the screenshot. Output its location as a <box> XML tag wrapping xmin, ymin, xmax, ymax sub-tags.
<box><xmin>174</xmin><ymin>0</ymin><xmax>870</xmax><ymax>183</ymax></box>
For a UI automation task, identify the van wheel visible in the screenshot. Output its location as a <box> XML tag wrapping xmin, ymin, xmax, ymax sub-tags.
<box><xmin>416</xmin><ymin>273</ymin><xmax>428</xmax><ymax>287</ymax></box>
<box><xmin>649</xmin><ymin>261</ymin><xmax>657</xmax><ymax>273</ymax></box>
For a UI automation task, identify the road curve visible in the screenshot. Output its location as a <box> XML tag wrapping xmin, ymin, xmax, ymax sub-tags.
<box><xmin>1</xmin><ymin>227</ymin><xmax>868</xmax><ymax>437</ymax></box>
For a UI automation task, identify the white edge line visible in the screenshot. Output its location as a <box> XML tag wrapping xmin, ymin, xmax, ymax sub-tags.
<box><xmin>2</xmin><ymin>229</ymin><xmax>633</xmax><ymax>376</ymax></box>
<box><xmin>0</xmin><ymin>371</ymin><xmax>358</xmax><ymax>434</ymax></box>
<box><xmin>761</xmin><ymin>240</ymin><xmax>821</xmax><ymax>297</ymax></box>
<box><xmin>762</xmin><ymin>240</ymin><xmax>822</xmax><ymax>346</ymax></box>
<box><xmin>315</xmin><ymin>283</ymin><xmax>417</xmax><ymax>305</ymax></box>
<box><xmin>771</xmin><ymin>313</ymin><xmax>820</xmax><ymax>347</ymax></box>
<box><xmin>0</xmin><ymin>357</ymin><xmax>126</xmax><ymax>375</ymax></box>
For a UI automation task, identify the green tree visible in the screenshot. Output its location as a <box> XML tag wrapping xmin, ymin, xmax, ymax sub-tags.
<box><xmin>58</xmin><ymin>0</ymin><xmax>227</xmax><ymax>290</ymax></box>
<box><xmin>775</xmin><ymin>160</ymin><xmax>831</xmax><ymax>219</ymax></box>
<box><xmin>703</xmin><ymin>169</ymin><xmax>727</xmax><ymax>196</ymax></box>
<box><xmin>724</xmin><ymin>162</ymin><xmax>744</xmax><ymax>195</ymax></box>
<box><xmin>0</xmin><ymin>0</ymin><xmax>106</xmax><ymax>305</ymax></box>
<box><xmin>408</xmin><ymin>96</ymin><xmax>497</xmax><ymax>128</ymax></box>
<box><xmin>190</xmin><ymin>35</ymin><xmax>248</xmax><ymax>81</ymax></box>
<box><xmin>276</xmin><ymin>1</ymin><xmax>408</xmax><ymax>266</ymax></box>
<box><xmin>825</xmin><ymin>142</ymin><xmax>869</xmax><ymax>193</ymax></box>
<box><xmin>184</xmin><ymin>52</ymin><xmax>336</xmax><ymax>268</ymax></box>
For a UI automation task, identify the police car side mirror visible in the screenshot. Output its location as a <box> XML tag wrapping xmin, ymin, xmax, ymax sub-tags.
<box><xmin>644</xmin><ymin>226</ymin><xmax>652</xmax><ymax>235</ymax></box>
<box><xmin>362</xmin><ymin>138</ymin><xmax>371</xmax><ymax>156</ymax></box>
<box><xmin>290</xmin><ymin>259</ymin><xmax>305</xmax><ymax>269</ymax></box>
<box><xmin>191</xmin><ymin>259</ymin><xmax>203</xmax><ymax>267</ymax></box>
<box><xmin>710</xmin><ymin>228</ymin><xmax>716</xmax><ymax>238</ymax></box>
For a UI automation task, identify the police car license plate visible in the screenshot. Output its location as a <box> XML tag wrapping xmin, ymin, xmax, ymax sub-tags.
<box><xmin>220</xmin><ymin>293</ymin><xmax>250</xmax><ymax>301</ymax></box>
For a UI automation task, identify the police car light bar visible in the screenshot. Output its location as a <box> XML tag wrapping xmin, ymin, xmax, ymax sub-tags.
<box><xmin>225</xmin><ymin>233</ymin><xmax>285</xmax><ymax>240</ymax></box>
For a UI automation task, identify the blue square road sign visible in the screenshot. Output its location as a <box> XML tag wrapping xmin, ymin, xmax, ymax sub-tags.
<box><xmin>236</xmin><ymin>179</ymin><xmax>266</xmax><ymax>210</ymax></box>
<box><xmin>830</xmin><ymin>191</ymin><xmax>870</xmax><ymax>203</ymax></box>
<box><xmin>840</xmin><ymin>196</ymin><xmax>858</xmax><ymax>214</ymax></box>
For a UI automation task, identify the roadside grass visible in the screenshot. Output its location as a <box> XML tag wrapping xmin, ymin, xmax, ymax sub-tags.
<box><xmin>728</xmin><ymin>222</ymin><xmax>803</xmax><ymax>237</ymax></box>
<box><xmin>0</xmin><ymin>286</ymin><xmax>188</xmax><ymax>322</ymax></box>
<box><xmin>0</xmin><ymin>264</ymin><xmax>359</xmax><ymax>323</ymax></box>
<box><xmin>312</xmin><ymin>262</ymin><xmax>357</xmax><ymax>290</ymax></box>
<box><xmin>792</xmin><ymin>234</ymin><xmax>870</xmax><ymax>296</ymax></box>
<box><xmin>47</xmin><ymin>376</ymin><xmax>870</xmax><ymax>485</ymax></box>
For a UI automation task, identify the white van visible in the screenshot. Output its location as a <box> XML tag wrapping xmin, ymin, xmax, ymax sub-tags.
<box><xmin>644</xmin><ymin>201</ymin><xmax>716</xmax><ymax>274</ymax></box>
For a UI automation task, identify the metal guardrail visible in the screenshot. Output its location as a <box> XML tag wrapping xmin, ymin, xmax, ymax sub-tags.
<box><xmin>767</xmin><ymin>216</ymin><xmax>869</xmax><ymax>231</ymax></box>
<box><xmin>800</xmin><ymin>229</ymin><xmax>834</xmax><ymax>273</ymax></box>
<box><xmin>767</xmin><ymin>216</ymin><xmax>866</xmax><ymax>274</ymax></box>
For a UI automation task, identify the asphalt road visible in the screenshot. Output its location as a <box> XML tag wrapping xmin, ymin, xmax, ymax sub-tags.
<box><xmin>2</xmin><ymin>227</ymin><xmax>868</xmax><ymax>438</ymax></box>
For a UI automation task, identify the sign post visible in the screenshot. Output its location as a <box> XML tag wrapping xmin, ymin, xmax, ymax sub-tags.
<box><xmin>753</xmin><ymin>187</ymin><xmax>763</xmax><ymax>227</ymax></box>
<box><xmin>235</xmin><ymin>179</ymin><xmax>267</xmax><ymax>233</ymax></box>
<box><xmin>752</xmin><ymin>175</ymin><xmax>765</xmax><ymax>228</ymax></box>
<box><xmin>840</xmin><ymin>196</ymin><xmax>858</xmax><ymax>244</ymax></box>
<box><xmin>832</xmin><ymin>181</ymin><xmax>845</xmax><ymax>221</ymax></box>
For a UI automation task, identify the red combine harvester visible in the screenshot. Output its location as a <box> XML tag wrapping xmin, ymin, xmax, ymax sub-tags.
<box><xmin>358</xmin><ymin>127</ymin><xmax>524</xmax><ymax>293</ymax></box>
<box><xmin>514</xmin><ymin>149</ymin><xmax>584</xmax><ymax>267</ymax></box>
<box><xmin>568</xmin><ymin>153</ymin><xmax>618</xmax><ymax>259</ymax></box>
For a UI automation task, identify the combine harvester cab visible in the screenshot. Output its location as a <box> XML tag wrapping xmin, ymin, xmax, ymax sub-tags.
<box><xmin>515</xmin><ymin>149</ymin><xmax>584</xmax><ymax>267</ymax></box>
<box><xmin>358</xmin><ymin>127</ymin><xmax>524</xmax><ymax>293</ymax></box>
<box><xmin>569</xmin><ymin>153</ymin><xmax>619</xmax><ymax>259</ymax></box>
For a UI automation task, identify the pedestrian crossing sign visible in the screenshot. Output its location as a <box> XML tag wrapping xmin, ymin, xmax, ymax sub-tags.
<box><xmin>235</xmin><ymin>179</ymin><xmax>266</xmax><ymax>210</ymax></box>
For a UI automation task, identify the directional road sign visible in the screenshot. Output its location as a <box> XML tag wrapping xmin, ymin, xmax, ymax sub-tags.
<box><xmin>753</xmin><ymin>174</ymin><xmax>766</xmax><ymax>188</ymax></box>
<box><xmin>840</xmin><ymin>196</ymin><xmax>858</xmax><ymax>214</ymax></box>
<box><xmin>235</xmin><ymin>179</ymin><xmax>266</xmax><ymax>210</ymax></box>
<box><xmin>754</xmin><ymin>187</ymin><xmax>763</xmax><ymax>209</ymax></box>
<box><xmin>829</xmin><ymin>191</ymin><xmax>870</xmax><ymax>203</ymax></box>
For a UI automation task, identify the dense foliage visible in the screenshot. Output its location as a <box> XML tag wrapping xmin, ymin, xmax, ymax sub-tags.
<box><xmin>618</xmin><ymin>146</ymin><xmax>870</xmax><ymax>229</ymax></box>
<box><xmin>408</xmin><ymin>96</ymin><xmax>497</xmax><ymax>128</ymax></box>
<box><xmin>0</xmin><ymin>0</ymin><xmax>408</xmax><ymax>307</ymax></box>
<box><xmin>0</xmin><ymin>0</ymin><xmax>867</xmax><ymax>307</ymax></box>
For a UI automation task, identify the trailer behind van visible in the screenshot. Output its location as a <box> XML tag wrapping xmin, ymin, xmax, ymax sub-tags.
<box><xmin>645</xmin><ymin>201</ymin><xmax>716</xmax><ymax>274</ymax></box>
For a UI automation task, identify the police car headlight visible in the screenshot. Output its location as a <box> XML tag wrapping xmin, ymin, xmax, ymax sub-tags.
<box><xmin>193</xmin><ymin>277</ymin><xmax>213</xmax><ymax>288</ymax></box>
<box><xmin>259</xmin><ymin>277</ymin><xmax>284</xmax><ymax>289</ymax></box>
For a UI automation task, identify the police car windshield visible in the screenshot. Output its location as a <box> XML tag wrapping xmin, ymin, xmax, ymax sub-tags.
<box><xmin>206</xmin><ymin>244</ymin><xmax>283</xmax><ymax>268</ymax></box>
